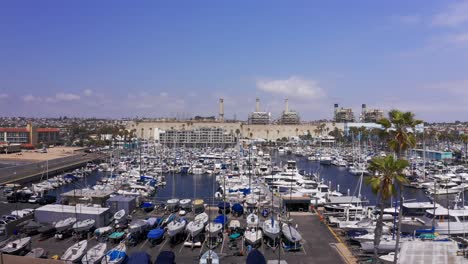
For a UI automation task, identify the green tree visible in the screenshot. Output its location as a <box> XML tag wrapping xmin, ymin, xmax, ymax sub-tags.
<box><xmin>366</xmin><ymin>156</ymin><xmax>409</xmax><ymax>263</ymax></box>
<box><xmin>377</xmin><ymin>109</ymin><xmax>422</xmax><ymax>263</ymax></box>
<box><xmin>378</xmin><ymin>110</ymin><xmax>423</xmax><ymax>159</ymax></box>
<box><xmin>328</xmin><ymin>127</ymin><xmax>343</xmax><ymax>142</ymax></box>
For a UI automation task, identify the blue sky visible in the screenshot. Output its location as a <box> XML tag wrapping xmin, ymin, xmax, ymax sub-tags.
<box><xmin>1</xmin><ymin>1</ymin><xmax>468</xmax><ymax>121</ymax></box>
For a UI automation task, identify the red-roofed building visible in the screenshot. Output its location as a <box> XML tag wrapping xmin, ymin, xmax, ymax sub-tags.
<box><xmin>0</xmin><ymin>123</ymin><xmax>60</xmax><ymax>147</ymax></box>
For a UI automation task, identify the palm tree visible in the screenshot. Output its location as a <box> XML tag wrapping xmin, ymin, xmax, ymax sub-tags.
<box><xmin>377</xmin><ymin>110</ymin><xmax>423</xmax><ymax>159</ymax></box>
<box><xmin>366</xmin><ymin>156</ymin><xmax>409</xmax><ymax>263</ymax></box>
<box><xmin>377</xmin><ymin>109</ymin><xmax>422</xmax><ymax>264</ymax></box>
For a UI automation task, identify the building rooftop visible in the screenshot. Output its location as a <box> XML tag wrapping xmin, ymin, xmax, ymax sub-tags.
<box><xmin>0</xmin><ymin>128</ymin><xmax>28</xmax><ymax>132</ymax></box>
<box><xmin>37</xmin><ymin>128</ymin><xmax>60</xmax><ymax>132</ymax></box>
<box><xmin>35</xmin><ymin>204</ymin><xmax>110</xmax><ymax>215</ymax></box>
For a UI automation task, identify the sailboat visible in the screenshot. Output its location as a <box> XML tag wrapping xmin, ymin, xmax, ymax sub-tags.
<box><xmin>244</xmin><ymin>227</ymin><xmax>263</xmax><ymax>247</ymax></box>
<box><xmin>167</xmin><ymin>218</ymin><xmax>187</xmax><ymax>237</ymax></box>
<box><xmin>55</xmin><ymin>217</ymin><xmax>77</xmax><ymax>233</ymax></box>
<box><xmin>282</xmin><ymin>223</ymin><xmax>302</xmax><ymax>251</ymax></box>
<box><xmin>73</xmin><ymin>219</ymin><xmax>95</xmax><ymax>233</ymax></box>
<box><xmin>0</xmin><ymin>237</ymin><xmax>31</xmax><ymax>255</ymax></box>
<box><xmin>25</xmin><ymin>248</ymin><xmax>46</xmax><ymax>258</ymax></box>
<box><xmin>194</xmin><ymin>212</ymin><xmax>209</xmax><ymax>226</ymax></box>
<box><xmin>246</xmin><ymin>213</ymin><xmax>259</xmax><ymax>227</ymax></box>
<box><xmin>199</xmin><ymin>250</ymin><xmax>219</xmax><ymax>264</ymax></box>
<box><xmin>101</xmin><ymin>243</ymin><xmax>126</xmax><ymax>264</ymax></box>
<box><xmin>113</xmin><ymin>209</ymin><xmax>126</xmax><ymax>224</ymax></box>
<box><xmin>61</xmin><ymin>240</ymin><xmax>87</xmax><ymax>263</ymax></box>
<box><xmin>82</xmin><ymin>243</ymin><xmax>107</xmax><ymax>264</ymax></box>
<box><xmin>263</xmin><ymin>218</ymin><xmax>280</xmax><ymax>240</ymax></box>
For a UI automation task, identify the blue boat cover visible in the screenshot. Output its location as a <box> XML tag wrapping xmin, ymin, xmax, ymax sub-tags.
<box><xmin>128</xmin><ymin>252</ymin><xmax>151</xmax><ymax>264</ymax></box>
<box><xmin>107</xmin><ymin>250</ymin><xmax>126</xmax><ymax>262</ymax></box>
<box><xmin>141</xmin><ymin>202</ymin><xmax>154</xmax><ymax>208</ymax></box>
<box><xmin>232</xmin><ymin>203</ymin><xmax>244</xmax><ymax>214</ymax></box>
<box><xmin>246</xmin><ymin>249</ymin><xmax>266</xmax><ymax>264</ymax></box>
<box><xmin>155</xmin><ymin>251</ymin><xmax>175</xmax><ymax>264</ymax></box>
<box><xmin>217</xmin><ymin>202</ymin><xmax>230</xmax><ymax>209</ymax></box>
<box><xmin>147</xmin><ymin>228</ymin><xmax>165</xmax><ymax>239</ymax></box>
<box><xmin>214</xmin><ymin>215</ymin><xmax>228</xmax><ymax>225</ymax></box>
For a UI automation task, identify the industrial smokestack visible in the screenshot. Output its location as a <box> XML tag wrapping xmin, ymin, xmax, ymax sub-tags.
<box><xmin>285</xmin><ymin>98</ymin><xmax>289</xmax><ymax>113</ymax></box>
<box><xmin>256</xmin><ymin>98</ymin><xmax>260</xmax><ymax>112</ymax></box>
<box><xmin>219</xmin><ymin>98</ymin><xmax>224</xmax><ymax>122</ymax></box>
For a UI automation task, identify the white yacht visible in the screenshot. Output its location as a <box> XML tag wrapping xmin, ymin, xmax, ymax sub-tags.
<box><xmin>420</xmin><ymin>206</ymin><xmax>468</xmax><ymax>235</ymax></box>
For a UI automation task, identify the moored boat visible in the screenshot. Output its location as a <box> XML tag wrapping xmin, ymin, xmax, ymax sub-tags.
<box><xmin>82</xmin><ymin>242</ymin><xmax>107</xmax><ymax>264</ymax></box>
<box><xmin>61</xmin><ymin>240</ymin><xmax>87</xmax><ymax>263</ymax></box>
<box><xmin>0</xmin><ymin>237</ymin><xmax>31</xmax><ymax>255</ymax></box>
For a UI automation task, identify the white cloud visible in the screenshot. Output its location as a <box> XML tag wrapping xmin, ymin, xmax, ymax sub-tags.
<box><xmin>256</xmin><ymin>76</ymin><xmax>325</xmax><ymax>99</ymax></box>
<box><xmin>83</xmin><ymin>89</ymin><xmax>93</xmax><ymax>96</ymax></box>
<box><xmin>55</xmin><ymin>93</ymin><xmax>80</xmax><ymax>101</ymax></box>
<box><xmin>444</xmin><ymin>32</ymin><xmax>468</xmax><ymax>45</ymax></box>
<box><xmin>23</xmin><ymin>95</ymin><xmax>40</xmax><ymax>102</ymax></box>
<box><xmin>0</xmin><ymin>93</ymin><xmax>8</xmax><ymax>99</ymax></box>
<box><xmin>427</xmin><ymin>79</ymin><xmax>468</xmax><ymax>97</ymax></box>
<box><xmin>393</xmin><ymin>14</ymin><xmax>421</xmax><ymax>25</ymax></box>
<box><xmin>433</xmin><ymin>0</ymin><xmax>468</xmax><ymax>26</ymax></box>
<box><xmin>22</xmin><ymin>93</ymin><xmax>80</xmax><ymax>103</ymax></box>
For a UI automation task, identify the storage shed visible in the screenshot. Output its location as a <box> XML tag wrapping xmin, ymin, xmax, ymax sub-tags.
<box><xmin>106</xmin><ymin>195</ymin><xmax>137</xmax><ymax>215</ymax></box>
<box><xmin>34</xmin><ymin>204</ymin><xmax>111</xmax><ymax>227</ymax></box>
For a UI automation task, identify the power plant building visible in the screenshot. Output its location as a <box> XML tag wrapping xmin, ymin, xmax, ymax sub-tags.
<box><xmin>248</xmin><ymin>98</ymin><xmax>271</xmax><ymax>125</ymax></box>
<box><xmin>279</xmin><ymin>99</ymin><xmax>300</xmax><ymax>125</ymax></box>
<box><xmin>360</xmin><ymin>104</ymin><xmax>384</xmax><ymax>123</ymax></box>
<box><xmin>126</xmin><ymin>98</ymin><xmax>344</xmax><ymax>141</ymax></box>
<box><xmin>334</xmin><ymin>104</ymin><xmax>355</xmax><ymax>123</ymax></box>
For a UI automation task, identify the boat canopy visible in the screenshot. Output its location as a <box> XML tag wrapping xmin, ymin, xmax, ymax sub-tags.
<box><xmin>232</xmin><ymin>203</ymin><xmax>244</xmax><ymax>214</ymax></box>
<box><xmin>246</xmin><ymin>249</ymin><xmax>266</xmax><ymax>264</ymax></box>
<box><xmin>217</xmin><ymin>202</ymin><xmax>230</xmax><ymax>209</ymax></box>
<box><xmin>155</xmin><ymin>251</ymin><xmax>175</xmax><ymax>264</ymax></box>
<box><xmin>127</xmin><ymin>252</ymin><xmax>151</xmax><ymax>264</ymax></box>
<box><xmin>214</xmin><ymin>215</ymin><xmax>228</xmax><ymax>225</ymax></box>
<box><xmin>147</xmin><ymin>228</ymin><xmax>165</xmax><ymax>239</ymax></box>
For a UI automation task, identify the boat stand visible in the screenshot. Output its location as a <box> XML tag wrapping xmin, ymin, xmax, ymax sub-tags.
<box><xmin>264</xmin><ymin>237</ymin><xmax>279</xmax><ymax>250</ymax></box>
<box><xmin>184</xmin><ymin>234</ymin><xmax>204</xmax><ymax>248</ymax></box>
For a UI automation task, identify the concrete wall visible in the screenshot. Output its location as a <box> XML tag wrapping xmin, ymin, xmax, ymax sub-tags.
<box><xmin>126</xmin><ymin>121</ymin><xmax>344</xmax><ymax>141</ymax></box>
<box><xmin>0</xmin><ymin>254</ymin><xmax>65</xmax><ymax>264</ymax></box>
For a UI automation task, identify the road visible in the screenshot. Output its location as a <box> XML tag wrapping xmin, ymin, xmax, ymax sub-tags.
<box><xmin>0</xmin><ymin>153</ymin><xmax>104</xmax><ymax>185</ymax></box>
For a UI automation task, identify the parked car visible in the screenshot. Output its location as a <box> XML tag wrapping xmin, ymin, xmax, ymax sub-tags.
<box><xmin>28</xmin><ymin>195</ymin><xmax>39</xmax><ymax>204</ymax></box>
<box><xmin>1</xmin><ymin>215</ymin><xmax>18</xmax><ymax>222</ymax></box>
<box><xmin>18</xmin><ymin>193</ymin><xmax>31</xmax><ymax>203</ymax></box>
<box><xmin>37</xmin><ymin>195</ymin><xmax>56</xmax><ymax>205</ymax></box>
<box><xmin>11</xmin><ymin>209</ymin><xmax>34</xmax><ymax>218</ymax></box>
<box><xmin>6</xmin><ymin>192</ymin><xmax>20</xmax><ymax>203</ymax></box>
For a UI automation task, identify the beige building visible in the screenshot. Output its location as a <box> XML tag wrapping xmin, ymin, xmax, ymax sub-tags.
<box><xmin>126</xmin><ymin>120</ymin><xmax>343</xmax><ymax>141</ymax></box>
